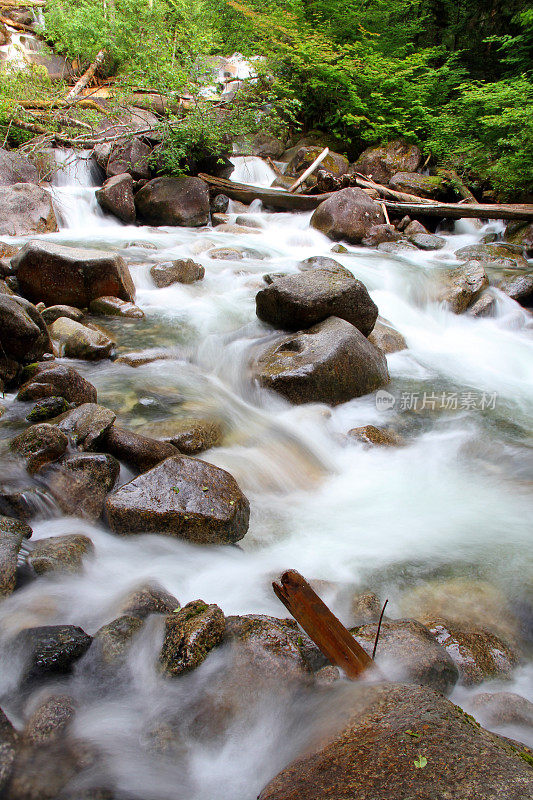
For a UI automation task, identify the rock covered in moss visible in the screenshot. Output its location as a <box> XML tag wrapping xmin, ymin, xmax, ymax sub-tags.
<box><xmin>159</xmin><ymin>600</ymin><xmax>225</xmax><ymax>677</ymax></box>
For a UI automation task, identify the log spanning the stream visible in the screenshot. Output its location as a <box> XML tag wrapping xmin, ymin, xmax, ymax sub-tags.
<box><xmin>200</xmin><ymin>174</ymin><xmax>533</xmax><ymax>220</ymax></box>
<box><xmin>273</xmin><ymin>569</ymin><xmax>375</xmax><ymax>679</ymax></box>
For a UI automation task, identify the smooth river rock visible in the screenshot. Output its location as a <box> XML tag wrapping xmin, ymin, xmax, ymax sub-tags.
<box><xmin>0</xmin><ymin>294</ymin><xmax>52</xmax><ymax>387</ymax></box>
<box><xmin>255</xmin><ymin>269</ymin><xmax>378</xmax><ymax>336</ymax></box>
<box><xmin>40</xmin><ymin>453</ymin><xmax>120</xmax><ymax>519</ymax></box>
<box><xmin>10</xmin><ymin>423</ymin><xmax>69</xmax><ymax>474</ymax></box>
<box><xmin>11</xmin><ymin>240</ymin><xmax>135</xmax><ymax>307</ymax></box>
<box><xmin>105</xmin><ymin>455</ymin><xmax>250</xmax><ymax>544</ymax></box>
<box><xmin>27</xmin><ymin>534</ymin><xmax>94</xmax><ymax>575</ymax></box>
<box><xmin>95</xmin><ymin>173</ymin><xmax>136</xmax><ymax>223</ymax></box>
<box><xmin>0</xmin><ymin>184</ymin><xmax>57</xmax><ymax>236</ymax></box>
<box><xmin>49</xmin><ymin>317</ymin><xmax>115</xmax><ymax>360</ymax></box>
<box><xmin>252</xmin><ymin>316</ymin><xmax>390</xmax><ymax>405</ymax></box>
<box><xmin>16</xmin><ymin>363</ymin><xmax>97</xmax><ymax>406</ymax></box>
<box><xmin>103</xmin><ymin>425</ymin><xmax>179</xmax><ymax>473</ymax></box>
<box><xmin>310</xmin><ymin>188</ymin><xmax>385</xmax><ymax>244</ymax></box>
<box><xmin>352</xmin><ymin>139</ymin><xmax>423</xmax><ymax>184</ymax></box>
<box><xmin>135</xmin><ymin>176</ymin><xmax>210</xmax><ymax>227</ymax></box>
<box><xmin>0</xmin><ymin>515</ymin><xmax>32</xmax><ymax>597</ymax></box>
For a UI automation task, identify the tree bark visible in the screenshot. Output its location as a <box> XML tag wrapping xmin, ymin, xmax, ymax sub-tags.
<box><xmin>66</xmin><ymin>50</ymin><xmax>106</xmax><ymax>101</ymax></box>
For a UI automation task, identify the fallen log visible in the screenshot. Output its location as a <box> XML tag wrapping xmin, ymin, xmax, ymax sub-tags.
<box><xmin>0</xmin><ymin>14</ymin><xmax>34</xmax><ymax>31</ymax></box>
<box><xmin>273</xmin><ymin>569</ymin><xmax>375</xmax><ymax>679</ymax></box>
<box><xmin>66</xmin><ymin>50</ymin><xmax>106</xmax><ymax>101</ymax></box>
<box><xmin>289</xmin><ymin>146</ymin><xmax>329</xmax><ymax>193</ymax></box>
<box><xmin>382</xmin><ymin>200</ymin><xmax>533</xmax><ymax>221</ymax></box>
<box><xmin>199</xmin><ymin>173</ymin><xmax>332</xmax><ymax>210</ymax></box>
<box><xmin>351</xmin><ymin>172</ymin><xmax>435</xmax><ymax>205</ymax></box>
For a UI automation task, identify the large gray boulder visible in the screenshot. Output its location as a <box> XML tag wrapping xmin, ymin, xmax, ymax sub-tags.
<box><xmin>0</xmin><ymin>148</ymin><xmax>38</xmax><ymax>185</ymax></box>
<box><xmin>135</xmin><ymin>176</ymin><xmax>210</xmax><ymax>227</ymax></box>
<box><xmin>352</xmin><ymin>139</ymin><xmax>423</xmax><ymax>184</ymax></box>
<box><xmin>256</xmin><ymin>269</ymin><xmax>378</xmax><ymax>335</ymax></box>
<box><xmin>389</xmin><ymin>171</ymin><xmax>448</xmax><ymax>199</ymax></box>
<box><xmin>11</xmin><ymin>240</ymin><xmax>135</xmax><ymax>308</ymax></box>
<box><xmin>310</xmin><ymin>188</ymin><xmax>385</xmax><ymax>243</ymax></box>
<box><xmin>0</xmin><ymin>295</ymin><xmax>52</xmax><ymax>387</ymax></box>
<box><xmin>252</xmin><ymin>316</ymin><xmax>390</xmax><ymax>405</ymax></box>
<box><xmin>259</xmin><ymin>683</ymin><xmax>533</xmax><ymax>800</ymax></box>
<box><xmin>105</xmin><ymin>455</ymin><xmax>250</xmax><ymax>544</ymax></box>
<box><xmin>106</xmin><ymin>138</ymin><xmax>152</xmax><ymax>180</ymax></box>
<box><xmin>0</xmin><ymin>184</ymin><xmax>57</xmax><ymax>236</ymax></box>
<box><xmin>95</xmin><ymin>173</ymin><xmax>136</xmax><ymax>223</ymax></box>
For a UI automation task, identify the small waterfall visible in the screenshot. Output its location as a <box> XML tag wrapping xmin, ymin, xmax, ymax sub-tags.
<box><xmin>50</xmin><ymin>149</ymin><xmax>119</xmax><ymax>231</ymax></box>
<box><xmin>230</xmin><ymin>156</ymin><xmax>277</xmax><ymax>187</ymax></box>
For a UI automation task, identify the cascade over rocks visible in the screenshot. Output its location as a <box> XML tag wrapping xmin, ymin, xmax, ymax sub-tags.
<box><xmin>252</xmin><ymin>316</ymin><xmax>390</xmax><ymax>405</ymax></box>
<box><xmin>0</xmin><ymin>184</ymin><xmax>57</xmax><ymax>236</ymax></box>
<box><xmin>10</xmin><ymin>424</ymin><xmax>69</xmax><ymax>474</ymax></box>
<box><xmin>0</xmin><ymin>148</ymin><xmax>39</xmax><ymax>186</ymax></box>
<box><xmin>95</xmin><ymin>173</ymin><xmax>136</xmax><ymax>223</ymax></box>
<box><xmin>438</xmin><ymin>261</ymin><xmax>489</xmax><ymax>313</ymax></box>
<box><xmin>115</xmin><ymin>581</ymin><xmax>180</xmax><ymax>619</ymax></box>
<box><xmin>27</xmin><ymin>534</ymin><xmax>94</xmax><ymax>575</ymax></box>
<box><xmin>352</xmin><ymin>139</ymin><xmax>423</xmax><ymax>184</ymax></box>
<box><xmin>310</xmin><ymin>188</ymin><xmax>386</xmax><ymax>243</ymax></box>
<box><xmin>16</xmin><ymin>363</ymin><xmax>97</xmax><ymax>406</ymax></box>
<box><xmin>12</xmin><ymin>241</ymin><xmax>135</xmax><ymax>308</ymax></box>
<box><xmin>258</xmin><ymin>683</ymin><xmax>533</xmax><ymax>800</ymax></box>
<box><xmin>0</xmin><ymin>708</ymin><xmax>18</xmax><ymax>794</ymax></box>
<box><xmin>135</xmin><ymin>176</ymin><xmax>210</xmax><ymax>227</ymax></box>
<box><xmin>40</xmin><ymin>453</ymin><xmax>120</xmax><ymax>519</ymax></box>
<box><xmin>256</xmin><ymin>269</ymin><xmax>378</xmax><ymax>336</ymax></box>
<box><xmin>105</xmin><ymin>455</ymin><xmax>250</xmax><ymax>544</ymax></box>
<box><xmin>367</xmin><ymin>318</ymin><xmax>407</xmax><ymax>354</ymax></box>
<box><xmin>11</xmin><ymin>625</ymin><xmax>93</xmax><ymax>683</ymax></box>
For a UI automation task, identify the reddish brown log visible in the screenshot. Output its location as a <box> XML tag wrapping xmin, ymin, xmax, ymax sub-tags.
<box><xmin>272</xmin><ymin>569</ymin><xmax>375</xmax><ymax>679</ymax></box>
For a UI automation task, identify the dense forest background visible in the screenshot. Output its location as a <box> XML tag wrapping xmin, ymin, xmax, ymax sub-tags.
<box><xmin>1</xmin><ymin>0</ymin><xmax>532</xmax><ymax>196</ymax></box>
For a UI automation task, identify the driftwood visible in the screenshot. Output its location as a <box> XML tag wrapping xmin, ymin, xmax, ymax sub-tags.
<box><xmin>66</xmin><ymin>50</ymin><xmax>106</xmax><ymax>101</ymax></box>
<box><xmin>0</xmin><ymin>14</ymin><xmax>34</xmax><ymax>31</ymax></box>
<box><xmin>273</xmin><ymin>569</ymin><xmax>375</xmax><ymax>679</ymax></box>
<box><xmin>383</xmin><ymin>200</ymin><xmax>533</xmax><ymax>221</ymax></box>
<box><xmin>289</xmin><ymin>146</ymin><xmax>329</xmax><ymax>193</ymax></box>
<box><xmin>199</xmin><ymin>173</ymin><xmax>332</xmax><ymax>210</ymax></box>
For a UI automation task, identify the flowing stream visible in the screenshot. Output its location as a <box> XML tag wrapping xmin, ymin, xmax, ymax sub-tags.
<box><xmin>0</xmin><ymin>151</ymin><xmax>532</xmax><ymax>797</ymax></box>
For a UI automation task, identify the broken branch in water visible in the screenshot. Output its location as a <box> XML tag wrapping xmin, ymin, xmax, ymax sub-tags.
<box><xmin>372</xmin><ymin>599</ymin><xmax>389</xmax><ymax>659</ymax></box>
<box><xmin>273</xmin><ymin>569</ymin><xmax>375</xmax><ymax>679</ymax></box>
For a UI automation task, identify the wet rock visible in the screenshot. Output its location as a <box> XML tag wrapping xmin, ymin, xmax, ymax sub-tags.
<box><xmin>26</xmin><ymin>397</ymin><xmax>72</xmax><ymax>423</ymax></box>
<box><xmin>256</xmin><ymin>269</ymin><xmax>378</xmax><ymax>336</ymax></box>
<box><xmin>56</xmin><ymin>403</ymin><xmax>116</xmax><ymax>450</ymax></box>
<box><xmin>0</xmin><ymin>184</ymin><xmax>57</xmax><ymax>236</ymax></box>
<box><xmin>107</xmin><ymin>139</ymin><xmax>152</xmax><ymax>180</ymax></box>
<box><xmin>135</xmin><ymin>176</ymin><xmax>210</xmax><ymax>227</ymax></box>
<box><xmin>235</xmin><ymin>215</ymin><xmax>263</xmax><ymax>229</ymax></box>
<box><xmin>504</xmin><ymin>221</ymin><xmax>533</xmax><ymax>256</ymax></box>
<box><xmin>468</xmin><ymin>290</ymin><xmax>497</xmax><ymax>317</ymax></box>
<box><xmin>0</xmin><ymin>294</ymin><xmax>52</xmax><ymax>386</ymax></box>
<box><xmin>23</xmin><ymin>694</ymin><xmax>75</xmax><ymax>744</ymax></box>
<box><xmin>40</xmin><ymin>453</ymin><xmax>119</xmax><ymax>519</ymax></box>
<box><xmin>95</xmin><ymin>173</ymin><xmax>136</xmax><ymax>223</ymax></box>
<box><xmin>310</xmin><ymin>188</ymin><xmax>385</xmax><ymax>244</ymax></box>
<box><xmin>17</xmin><ymin>364</ymin><xmax>97</xmax><ymax>406</ymax></box>
<box><xmin>12</xmin><ymin>625</ymin><xmax>92</xmax><ymax>682</ymax></box>
<box><xmin>88</xmin><ymin>296</ymin><xmax>144</xmax><ymax>318</ymax></box>
<box><xmin>11</xmin><ymin>240</ymin><xmax>135</xmax><ymax>307</ymax></box>
<box><xmin>352</xmin><ymin>140</ymin><xmax>423</xmax><ymax>184</ymax></box>
<box><xmin>10</xmin><ymin>423</ymin><xmax>68</xmax><ymax>473</ymax></box>
<box><xmin>208</xmin><ymin>246</ymin><xmax>244</xmax><ymax>260</ymax></box>
<box><xmin>253</xmin><ymin>316</ymin><xmax>390</xmax><ymax>405</ymax></box>
<box><xmin>0</xmin><ymin>148</ymin><xmax>38</xmax><ymax>186</ymax></box>
<box><xmin>377</xmin><ymin>240</ymin><xmax>419</xmax><ymax>253</ymax></box>
<box><xmin>159</xmin><ymin>600</ymin><xmax>225</xmax><ymax>677</ymax></box>
<box><xmin>115</xmin><ymin>581</ymin><xmax>180</xmax><ymax>619</ymax></box>
<box><xmin>348</xmin><ymin>425</ymin><xmax>404</xmax><ymax>447</ymax></box>
<box><xmin>5</xmin><ymin>739</ymin><xmax>97</xmax><ymax>800</ymax></box>
<box><xmin>455</xmin><ymin>243</ymin><xmax>529</xmax><ymax>271</ymax></box>
<box><xmin>0</xmin><ymin>707</ymin><xmax>18</xmax><ymax>793</ymax></box>
<box><xmin>103</xmin><ymin>425</ymin><xmax>179</xmax><ymax>472</ymax></box>
<box><xmin>297</xmin><ymin>256</ymin><xmax>353</xmax><ymax>278</ymax></box>
<box><xmin>0</xmin><ymin>486</ymin><xmax>55</xmax><ymax>522</ymax></box>
<box><xmin>114</xmin><ymin>348</ymin><xmax>170</xmax><ymax>367</ymax></box>
<box><xmin>156</xmin><ymin>418</ymin><xmax>223</xmax><ymax>455</ymax></box>
<box><xmin>225</xmin><ymin>614</ymin><xmax>312</xmax><ymax>681</ymax></box>
<box><xmin>90</xmin><ymin>615</ymin><xmax>144</xmax><ymax>666</ymax></box>
<box><xmin>214</xmin><ymin>223</ymin><xmax>261</xmax><ymax>235</ymax></box>
<box><xmin>351</xmin><ymin>591</ymin><xmax>382</xmax><ymax>625</ymax></box>
<box><xmin>49</xmin><ymin>317</ymin><xmax>115</xmax><ymax>360</ymax></box>
<box><xmin>427</xmin><ymin>619</ymin><xmax>520</xmax><ymax>685</ymax></box>
<box><xmin>409</xmin><ymin>232</ymin><xmax>446</xmax><ymax>250</ymax></box>
<box><xmin>471</xmin><ymin>692</ymin><xmax>533</xmax><ymax>729</ymax></box>
<box><xmin>287</xmin><ymin>146</ymin><xmax>349</xmax><ymax>178</ymax></box>
<box><xmin>361</xmin><ymin>224</ymin><xmax>403</xmax><ymax>247</ymax></box>
<box><xmin>210</xmin><ymin>194</ymin><xmax>229</xmax><ymax>213</ymax></box>
<box><xmin>496</xmin><ymin>273</ymin><xmax>533</xmax><ymax>307</ymax></box>
<box><xmin>367</xmin><ymin>318</ymin><xmax>407</xmax><ymax>354</ymax></box>
<box><xmin>351</xmin><ymin>618</ymin><xmax>458</xmax><ymax>694</ymax></box>
<box><xmin>438</xmin><ymin>261</ymin><xmax>489</xmax><ymax>313</ymax></box>
<box><xmin>27</xmin><ymin>534</ymin><xmax>94</xmax><ymax>575</ymax></box>
<box><xmin>264</xmin><ymin>272</ymin><xmax>287</xmax><ymax>285</ymax></box>
<box><xmin>390</xmin><ymin>171</ymin><xmax>448</xmax><ymax>199</ymax></box>
<box><xmin>150</xmin><ymin>259</ymin><xmax>205</xmax><ymax>288</ymax></box>
<box><xmin>105</xmin><ymin>455</ymin><xmax>250</xmax><ymax>544</ymax></box>
<box><xmin>404</xmin><ymin>219</ymin><xmax>430</xmax><ymax>235</ymax></box>
<box><xmin>258</xmin><ymin>682</ymin><xmax>533</xmax><ymax>800</ymax></box>
<box><xmin>41</xmin><ymin>305</ymin><xmax>84</xmax><ymax>325</ymax></box>
<box><xmin>0</xmin><ymin>515</ymin><xmax>32</xmax><ymax>597</ymax></box>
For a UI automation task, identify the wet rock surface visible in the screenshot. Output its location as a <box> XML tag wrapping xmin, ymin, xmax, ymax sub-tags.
<box><xmin>16</xmin><ymin>364</ymin><xmax>97</xmax><ymax>406</ymax></box>
<box><xmin>0</xmin><ymin>295</ymin><xmax>52</xmax><ymax>386</ymax></box>
<box><xmin>0</xmin><ymin>184</ymin><xmax>57</xmax><ymax>237</ymax></box>
<box><xmin>367</xmin><ymin>318</ymin><xmax>407</xmax><ymax>354</ymax></box>
<box><xmin>256</xmin><ymin>269</ymin><xmax>378</xmax><ymax>335</ymax></box>
<box><xmin>159</xmin><ymin>599</ymin><xmax>225</xmax><ymax>677</ymax></box>
<box><xmin>56</xmin><ymin>403</ymin><xmax>116</xmax><ymax>450</ymax></box>
<box><xmin>253</xmin><ymin>316</ymin><xmax>390</xmax><ymax>405</ymax></box>
<box><xmin>348</xmin><ymin>424</ymin><xmax>405</xmax><ymax>447</ymax></box>
<box><xmin>103</xmin><ymin>425</ymin><xmax>179</xmax><ymax>472</ymax></box>
<box><xmin>155</xmin><ymin>417</ymin><xmax>223</xmax><ymax>454</ymax></box>
<box><xmin>0</xmin><ymin>707</ymin><xmax>18</xmax><ymax>793</ymax></box>
<box><xmin>0</xmin><ymin>515</ymin><xmax>32</xmax><ymax>598</ymax></box>
<box><xmin>27</xmin><ymin>534</ymin><xmax>94</xmax><ymax>575</ymax></box>
<box><xmin>40</xmin><ymin>452</ymin><xmax>120</xmax><ymax>519</ymax></box>
<box><xmin>95</xmin><ymin>173</ymin><xmax>136</xmax><ymax>223</ymax></box>
<box><xmin>88</xmin><ymin>295</ymin><xmax>144</xmax><ymax>318</ymax></box>
<box><xmin>470</xmin><ymin>691</ymin><xmax>533</xmax><ymax>729</ymax></box>
<box><xmin>438</xmin><ymin>261</ymin><xmax>489</xmax><ymax>313</ymax></box>
<box><xmin>258</xmin><ymin>682</ymin><xmax>533</xmax><ymax>800</ymax></box>
<box><xmin>11</xmin><ymin>240</ymin><xmax>135</xmax><ymax>307</ymax></box>
<box><xmin>115</xmin><ymin>581</ymin><xmax>180</xmax><ymax>619</ymax></box>
<box><xmin>310</xmin><ymin>188</ymin><xmax>385</xmax><ymax>243</ymax></box>
<box><xmin>105</xmin><ymin>455</ymin><xmax>250</xmax><ymax>543</ymax></box>
<box><xmin>10</xmin><ymin>423</ymin><xmax>69</xmax><ymax>473</ymax></box>
<box><xmin>135</xmin><ymin>176</ymin><xmax>210</xmax><ymax>227</ymax></box>
<box><xmin>150</xmin><ymin>259</ymin><xmax>205</xmax><ymax>287</ymax></box>
<box><xmin>11</xmin><ymin>625</ymin><xmax>93</xmax><ymax>683</ymax></box>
